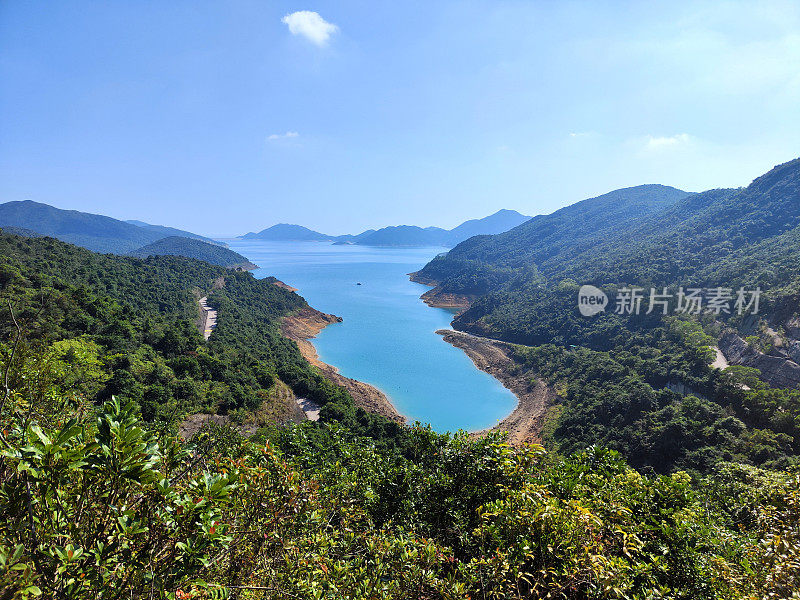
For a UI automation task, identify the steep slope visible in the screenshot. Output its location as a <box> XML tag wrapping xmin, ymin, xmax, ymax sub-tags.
<box><xmin>126</xmin><ymin>219</ymin><xmax>224</xmax><ymax>246</ymax></box>
<box><xmin>446</xmin><ymin>209</ymin><xmax>531</xmax><ymax>242</ymax></box>
<box><xmin>0</xmin><ymin>230</ymin><xmax>396</xmax><ymax>435</ymax></box>
<box><xmin>128</xmin><ymin>236</ymin><xmax>257</xmax><ymax>269</ymax></box>
<box><xmin>416</xmin><ymin>184</ymin><xmax>689</xmax><ymax>295</ymax></box>
<box><xmin>0</xmin><ymin>200</ymin><xmax>160</xmax><ymax>253</ymax></box>
<box><xmin>0</xmin><ymin>200</ymin><xmax>217</xmax><ymax>254</ymax></box>
<box><xmin>428</xmin><ymin>161</ymin><xmax>800</xmax><ymax>345</ymax></box>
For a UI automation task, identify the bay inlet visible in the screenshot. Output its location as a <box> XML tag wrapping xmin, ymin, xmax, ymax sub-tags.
<box><xmin>226</xmin><ymin>240</ymin><xmax>517</xmax><ymax>432</ymax></box>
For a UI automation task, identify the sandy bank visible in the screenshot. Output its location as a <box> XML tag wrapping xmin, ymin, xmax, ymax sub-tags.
<box><xmin>408</xmin><ymin>272</ymin><xmax>473</xmax><ymax>312</ymax></box>
<box><xmin>282</xmin><ymin>306</ymin><xmax>405</xmax><ymax>423</ymax></box>
<box><xmin>272</xmin><ymin>279</ymin><xmax>299</xmax><ymax>292</ymax></box>
<box><xmin>437</xmin><ymin>329</ymin><xmax>552</xmax><ymax>446</ymax></box>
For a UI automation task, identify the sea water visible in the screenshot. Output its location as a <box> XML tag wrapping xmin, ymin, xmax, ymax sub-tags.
<box><xmin>225</xmin><ymin>240</ymin><xmax>516</xmax><ymax>432</ymax></box>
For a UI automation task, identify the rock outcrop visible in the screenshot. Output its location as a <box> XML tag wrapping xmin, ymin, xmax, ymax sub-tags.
<box><xmin>719</xmin><ymin>330</ymin><xmax>800</xmax><ymax>389</ymax></box>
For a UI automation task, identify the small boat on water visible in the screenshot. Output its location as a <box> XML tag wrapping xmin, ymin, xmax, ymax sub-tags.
<box><xmin>356</xmin><ymin>282</ymin><xmax>362</xmax><ymax>285</ymax></box>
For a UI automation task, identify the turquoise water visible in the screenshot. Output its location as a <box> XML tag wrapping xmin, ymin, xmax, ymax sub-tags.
<box><xmin>225</xmin><ymin>240</ymin><xmax>516</xmax><ymax>432</ymax></box>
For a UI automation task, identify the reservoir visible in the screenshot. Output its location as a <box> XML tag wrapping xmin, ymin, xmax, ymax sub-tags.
<box><xmin>226</xmin><ymin>240</ymin><xmax>516</xmax><ymax>432</ymax></box>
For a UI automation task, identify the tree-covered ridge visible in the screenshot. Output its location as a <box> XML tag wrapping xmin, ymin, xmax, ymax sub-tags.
<box><xmin>416</xmin><ymin>184</ymin><xmax>690</xmax><ymax>294</ymax></box>
<box><xmin>0</xmin><ymin>232</ymin><xmax>398</xmax><ymax>438</ymax></box>
<box><xmin>0</xmin><ymin>200</ymin><xmax>216</xmax><ymax>255</ymax></box>
<box><xmin>420</xmin><ymin>159</ymin><xmax>800</xmax><ymax>301</ymax></box>
<box><xmin>411</xmin><ymin>159</ymin><xmax>800</xmax><ymax>477</ymax></box>
<box><xmin>128</xmin><ymin>236</ymin><xmax>256</xmax><ymax>269</ymax></box>
<box><xmin>126</xmin><ymin>219</ymin><xmax>223</xmax><ymax>246</ymax></box>
<box><xmin>444</xmin><ymin>159</ymin><xmax>800</xmax><ymax>346</ymax></box>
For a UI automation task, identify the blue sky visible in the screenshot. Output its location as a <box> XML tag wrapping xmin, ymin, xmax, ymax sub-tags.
<box><xmin>1</xmin><ymin>1</ymin><xmax>798</xmax><ymax>236</ymax></box>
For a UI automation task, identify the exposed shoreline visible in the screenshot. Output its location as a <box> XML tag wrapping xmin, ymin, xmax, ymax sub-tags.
<box><xmin>281</xmin><ymin>274</ymin><xmax>549</xmax><ymax>442</ymax></box>
<box><xmin>408</xmin><ymin>272</ymin><xmax>473</xmax><ymax>312</ymax></box>
<box><xmin>233</xmin><ymin>261</ymin><xmax>259</xmax><ymax>271</ymax></box>
<box><xmin>437</xmin><ymin>329</ymin><xmax>552</xmax><ymax>445</ymax></box>
<box><xmin>281</xmin><ymin>306</ymin><xmax>405</xmax><ymax>423</ymax></box>
<box><xmin>409</xmin><ymin>272</ymin><xmax>549</xmax><ymax>444</ymax></box>
<box><xmin>272</xmin><ymin>279</ymin><xmax>299</xmax><ymax>292</ymax></box>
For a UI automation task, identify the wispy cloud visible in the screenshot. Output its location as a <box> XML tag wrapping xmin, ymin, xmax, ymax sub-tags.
<box><xmin>268</xmin><ymin>131</ymin><xmax>299</xmax><ymax>141</ymax></box>
<box><xmin>644</xmin><ymin>133</ymin><xmax>692</xmax><ymax>150</ymax></box>
<box><xmin>281</xmin><ymin>11</ymin><xmax>338</xmax><ymax>46</ymax></box>
<box><xmin>568</xmin><ymin>131</ymin><xmax>597</xmax><ymax>139</ymax></box>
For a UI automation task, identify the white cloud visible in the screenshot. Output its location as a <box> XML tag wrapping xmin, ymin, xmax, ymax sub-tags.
<box><xmin>644</xmin><ymin>133</ymin><xmax>692</xmax><ymax>150</ymax></box>
<box><xmin>268</xmin><ymin>131</ymin><xmax>299</xmax><ymax>140</ymax></box>
<box><xmin>281</xmin><ymin>11</ymin><xmax>338</xmax><ymax>46</ymax></box>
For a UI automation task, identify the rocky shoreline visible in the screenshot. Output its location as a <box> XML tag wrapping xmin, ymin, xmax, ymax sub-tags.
<box><xmin>281</xmin><ymin>306</ymin><xmax>405</xmax><ymax>423</ymax></box>
<box><xmin>280</xmin><ymin>278</ymin><xmax>550</xmax><ymax>442</ymax></box>
<box><xmin>408</xmin><ymin>272</ymin><xmax>473</xmax><ymax>311</ymax></box>
<box><xmin>437</xmin><ymin>329</ymin><xmax>552</xmax><ymax>445</ymax></box>
<box><xmin>272</xmin><ymin>279</ymin><xmax>299</xmax><ymax>292</ymax></box>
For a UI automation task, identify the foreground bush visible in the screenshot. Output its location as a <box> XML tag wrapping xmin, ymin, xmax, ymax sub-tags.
<box><xmin>1</xmin><ymin>387</ymin><xmax>799</xmax><ymax>598</ymax></box>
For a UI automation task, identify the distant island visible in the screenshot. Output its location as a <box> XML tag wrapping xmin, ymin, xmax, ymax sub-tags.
<box><xmin>239</xmin><ymin>208</ymin><xmax>531</xmax><ymax>248</ymax></box>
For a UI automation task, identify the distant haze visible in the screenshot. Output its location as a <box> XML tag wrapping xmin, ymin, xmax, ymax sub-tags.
<box><xmin>1</xmin><ymin>2</ymin><xmax>798</xmax><ymax>235</ymax></box>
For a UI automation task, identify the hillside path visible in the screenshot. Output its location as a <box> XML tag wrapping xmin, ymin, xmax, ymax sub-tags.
<box><xmin>199</xmin><ymin>297</ymin><xmax>217</xmax><ymax>340</ymax></box>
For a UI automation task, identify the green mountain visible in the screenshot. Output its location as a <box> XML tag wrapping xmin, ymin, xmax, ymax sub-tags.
<box><xmin>414</xmin><ymin>159</ymin><xmax>800</xmax><ymax>474</ymax></box>
<box><xmin>0</xmin><ymin>200</ymin><xmax>217</xmax><ymax>254</ymax></box>
<box><xmin>0</xmin><ymin>229</ymin><xmax>386</xmax><ymax>432</ymax></box>
<box><xmin>241</xmin><ymin>223</ymin><xmax>334</xmax><ymax>241</ymax></box>
<box><xmin>126</xmin><ymin>219</ymin><xmax>224</xmax><ymax>246</ymax></box>
<box><xmin>241</xmin><ymin>209</ymin><xmax>531</xmax><ymax>247</ymax></box>
<box><xmin>415</xmin><ymin>184</ymin><xmax>690</xmax><ymax>294</ymax></box>
<box><xmin>353</xmin><ymin>225</ymin><xmax>450</xmax><ymax>247</ymax></box>
<box><xmin>2</xmin><ymin>231</ymin><xmax>798</xmax><ymax>599</ymax></box>
<box><xmin>447</xmin><ymin>208</ymin><xmax>532</xmax><ymax>241</ymax></box>
<box><xmin>0</xmin><ymin>200</ymin><xmax>159</xmax><ymax>253</ymax></box>
<box><xmin>128</xmin><ymin>236</ymin><xmax>257</xmax><ymax>269</ymax></box>
<box><xmin>419</xmin><ymin>162</ymin><xmax>800</xmax><ymax>337</ymax></box>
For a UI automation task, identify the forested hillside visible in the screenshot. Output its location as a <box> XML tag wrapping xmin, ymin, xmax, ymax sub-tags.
<box><xmin>1</xmin><ymin>226</ymin><xmax>799</xmax><ymax>597</ymax></box>
<box><xmin>416</xmin><ymin>159</ymin><xmax>800</xmax><ymax>476</ymax></box>
<box><xmin>0</xmin><ymin>232</ymin><xmax>395</xmax><ymax>437</ymax></box>
<box><xmin>416</xmin><ymin>184</ymin><xmax>689</xmax><ymax>296</ymax></box>
<box><xmin>0</xmin><ymin>200</ymin><xmax>220</xmax><ymax>255</ymax></box>
<box><xmin>128</xmin><ymin>236</ymin><xmax>257</xmax><ymax>269</ymax></box>
<box><xmin>126</xmin><ymin>219</ymin><xmax>223</xmax><ymax>246</ymax></box>
<box><xmin>2</xmin><ymin>322</ymin><xmax>799</xmax><ymax>597</ymax></box>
